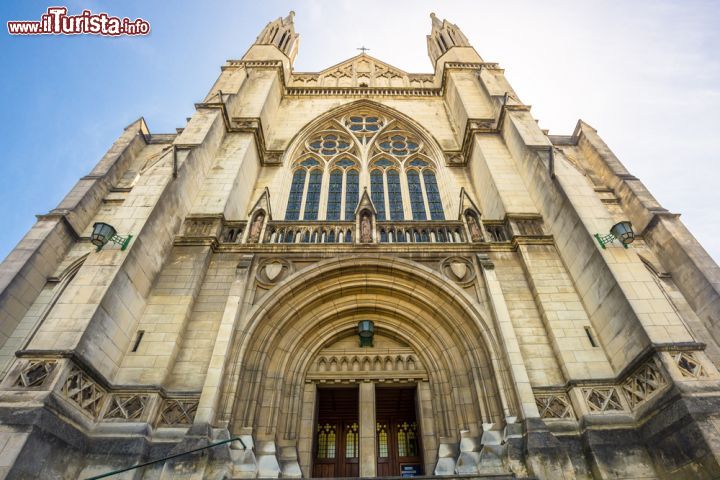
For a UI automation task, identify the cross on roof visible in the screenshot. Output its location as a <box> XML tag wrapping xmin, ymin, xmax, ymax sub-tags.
<box><xmin>357</xmin><ymin>46</ymin><xmax>370</xmax><ymax>54</ymax></box>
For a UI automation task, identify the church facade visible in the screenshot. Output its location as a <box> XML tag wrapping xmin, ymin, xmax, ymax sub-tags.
<box><xmin>1</xmin><ymin>11</ymin><xmax>720</xmax><ymax>479</ymax></box>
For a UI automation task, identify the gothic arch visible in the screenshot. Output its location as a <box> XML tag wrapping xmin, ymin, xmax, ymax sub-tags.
<box><xmin>221</xmin><ymin>255</ymin><xmax>519</xmax><ymax>473</ymax></box>
<box><xmin>282</xmin><ymin>100</ymin><xmax>447</xmax><ymax>167</ymax></box>
<box><xmin>277</xmin><ymin>100</ymin><xmax>453</xmax><ymax>220</ymax></box>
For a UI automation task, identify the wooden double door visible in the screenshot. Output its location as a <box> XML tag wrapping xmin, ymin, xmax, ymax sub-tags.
<box><xmin>312</xmin><ymin>386</ymin><xmax>423</xmax><ymax>478</ymax></box>
<box><xmin>312</xmin><ymin>387</ymin><xmax>360</xmax><ymax>478</ymax></box>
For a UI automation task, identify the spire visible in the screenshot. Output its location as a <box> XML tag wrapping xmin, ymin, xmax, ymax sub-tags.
<box><xmin>426</xmin><ymin>13</ymin><xmax>472</xmax><ymax>65</ymax></box>
<box><xmin>254</xmin><ymin>11</ymin><xmax>299</xmax><ymax>63</ymax></box>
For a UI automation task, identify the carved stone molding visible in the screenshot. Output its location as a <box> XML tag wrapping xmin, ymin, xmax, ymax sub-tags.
<box><xmin>441</xmin><ymin>256</ymin><xmax>476</xmax><ymax>285</ymax></box>
<box><xmin>103</xmin><ymin>393</ymin><xmax>150</xmax><ymax>421</ymax></box>
<box><xmin>256</xmin><ymin>257</ymin><xmax>293</xmax><ymax>286</ymax></box>
<box><xmin>307</xmin><ymin>349</ymin><xmax>427</xmax><ymax>383</ymax></box>
<box><xmin>61</xmin><ymin>366</ymin><xmax>107</xmax><ymax>419</ymax></box>
<box><xmin>535</xmin><ymin>357</ymin><xmax>672</xmax><ymax>423</ymax></box>
<box><xmin>622</xmin><ymin>359</ymin><xmax>667</xmax><ymax>409</ymax></box>
<box><xmin>13</xmin><ymin>359</ymin><xmax>57</xmax><ymax>388</ymax></box>
<box><xmin>158</xmin><ymin>398</ymin><xmax>199</xmax><ymax>426</ymax></box>
<box><xmin>582</xmin><ymin>387</ymin><xmax>625</xmax><ymax>413</ymax></box>
<box><xmin>535</xmin><ymin>393</ymin><xmax>575</xmax><ymax>420</ymax></box>
<box><xmin>672</xmin><ymin>351</ymin><xmax>708</xmax><ymax>379</ymax></box>
<box><xmin>181</xmin><ymin>216</ymin><xmax>223</xmax><ymax>239</ymax></box>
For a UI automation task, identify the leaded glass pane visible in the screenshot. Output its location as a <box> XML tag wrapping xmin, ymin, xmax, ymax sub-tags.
<box><xmin>345</xmin><ymin>170</ymin><xmax>359</xmax><ymax>220</ymax></box>
<box><xmin>300</xmin><ymin>158</ymin><xmax>320</xmax><ymax>167</ymax></box>
<box><xmin>285</xmin><ymin>170</ymin><xmax>306</xmax><ymax>220</ymax></box>
<box><xmin>308</xmin><ymin>133</ymin><xmax>351</xmax><ymax>156</ymax></box>
<box><xmin>336</xmin><ymin>158</ymin><xmax>356</xmax><ymax>168</ymax></box>
<box><xmin>316</xmin><ymin>423</ymin><xmax>336</xmax><ymax>459</ymax></box>
<box><xmin>387</xmin><ymin>170</ymin><xmax>404</xmax><ymax>220</ymax></box>
<box><xmin>303</xmin><ymin>170</ymin><xmax>322</xmax><ymax>220</ymax></box>
<box><xmin>409</xmin><ymin>159</ymin><xmax>428</xmax><ymax>167</ymax></box>
<box><xmin>347</xmin><ymin>115</ymin><xmax>383</xmax><ymax>134</ymax></box>
<box><xmin>397</xmin><ymin>421</ymin><xmax>418</xmax><ymax>457</ymax></box>
<box><xmin>345</xmin><ymin>422</ymin><xmax>359</xmax><ymax>458</ymax></box>
<box><xmin>407</xmin><ymin>171</ymin><xmax>427</xmax><ymax>220</ymax></box>
<box><xmin>423</xmin><ymin>170</ymin><xmax>445</xmax><ymax>220</ymax></box>
<box><xmin>326</xmin><ymin>170</ymin><xmax>342</xmax><ymax>220</ymax></box>
<box><xmin>373</xmin><ymin>158</ymin><xmax>394</xmax><ymax>168</ymax></box>
<box><xmin>377</xmin><ymin>422</ymin><xmax>389</xmax><ymax>458</ymax></box>
<box><xmin>371</xmin><ymin>170</ymin><xmax>386</xmax><ymax>221</ymax></box>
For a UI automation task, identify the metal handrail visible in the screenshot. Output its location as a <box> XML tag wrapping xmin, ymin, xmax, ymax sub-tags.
<box><xmin>86</xmin><ymin>436</ymin><xmax>247</xmax><ymax>479</ymax></box>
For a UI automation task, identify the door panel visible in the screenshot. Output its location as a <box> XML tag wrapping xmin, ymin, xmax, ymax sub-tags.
<box><xmin>313</xmin><ymin>388</ymin><xmax>359</xmax><ymax>478</ymax></box>
<box><xmin>375</xmin><ymin>387</ymin><xmax>424</xmax><ymax>477</ymax></box>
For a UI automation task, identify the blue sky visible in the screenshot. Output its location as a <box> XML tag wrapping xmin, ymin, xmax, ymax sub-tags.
<box><xmin>1</xmin><ymin>1</ymin><xmax>719</xmax><ymax>263</ymax></box>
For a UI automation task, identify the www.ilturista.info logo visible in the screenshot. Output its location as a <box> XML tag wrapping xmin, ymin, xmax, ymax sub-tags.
<box><xmin>7</xmin><ymin>7</ymin><xmax>150</xmax><ymax>36</ymax></box>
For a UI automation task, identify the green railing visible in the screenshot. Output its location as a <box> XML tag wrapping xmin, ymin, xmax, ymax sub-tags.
<box><xmin>86</xmin><ymin>436</ymin><xmax>247</xmax><ymax>479</ymax></box>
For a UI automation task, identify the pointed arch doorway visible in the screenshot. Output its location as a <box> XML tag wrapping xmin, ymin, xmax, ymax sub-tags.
<box><xmin>228</xmin><ymin>256</ymin><xmax>513</xmax><ymax>478</ymax></box>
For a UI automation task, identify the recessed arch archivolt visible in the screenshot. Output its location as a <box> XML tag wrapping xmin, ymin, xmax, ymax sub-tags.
<box><xmin>220</xmin><ymin>255</ymin><xmax>517</xmax><ymax>470</ymax></box>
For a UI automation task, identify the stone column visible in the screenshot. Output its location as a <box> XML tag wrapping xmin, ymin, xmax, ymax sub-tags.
<box><xmin>359</xmin><ymin>381</ymin><xmax>377</xmax><ymax>477</ymax></box>
<box><xmin>195</xmin><ymin>254</ymin><xmax>254</xmax><ymax>426</ymax></box>
<box><xmin>476</xmin><ymin>254</ymin><xmax>538</xmax><ymax>419</ymax></box>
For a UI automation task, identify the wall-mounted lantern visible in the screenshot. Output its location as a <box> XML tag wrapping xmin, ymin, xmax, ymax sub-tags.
<box><xmin>358</xmin><ymin>320</ymin><xmax>374</xmax><ymax>347</ymax></box>
<box><xmin>91</xmin><ymin>222</ymin><xmax>132</xmax><ymax>252</ymax></box>
<box><xmin>594</xmin><ymin>221</ymin><xmax>635</xmax><ymax>249</ymax></box>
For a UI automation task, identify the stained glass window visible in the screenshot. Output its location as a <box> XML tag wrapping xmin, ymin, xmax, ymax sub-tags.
<box><xmin>371</xmin><ymin>169</ymin><xmax>386</xmax><ymax>220</ymax></box>
<box><xmin>409</xmin><ymin>159</ymin><xmax>428</xmax><ymax>167</ymax></box>
<box><xmin>327</xmin><ymin>170</ymin><xmax>342</xmax><ymax>220</ymax></box>
<box><xmin>387</xmin><ymin>170</ymin><xmax>404</xmax><ymax>220</ymax></box>
<box><xmin>407</xmin><ymin>170</ymin><xmax>427</xmax><ymax>220</ymax></box>
<box><xmin>423</xmin><ymin>171</ymin><xmax>444</xmax><ymax>220</ymax></box>
<box><xmin>345</xmin><ymin>423</ymin><xmax>359</xmax><ymax>458</ymax></box>
<box><xmin>397</xmin><ymin>421</ymin><xmax>418</xmax><ymax>457</ymax></box>
<box><xmin>300</xmin><ymin>158</ymin><xmax>320</xmax><ymax>167</ymax></box>
<box><xmin>378</xmin><ymin>134</ymin><xmax>419</xmax><ymax>156</ymax></box>
<box><xmin>308</xmin><ymin>134</ymin><xmax>351</xmax><ymax>156</ymax></box>
<box><xmin>346</xmin><ymin>115</ymin><xmax>383</xmax><ymax>142</ymax></box>
<box><xmin>345</xmin><ymin>170</ymin><xmax>359</xmax><ymax>220</ymax></box>
<box><xmin>377</xmin><ymin>422</ymin><xmax>389</xmax><ymax>458</ymax></box>
<box><xmin>335</xmin><ymin>158</ymin><xmax>355</xmax><ymax>168</ymax></box>
<box><xmin>285</xmin><ymin>170</ymin><xmax>306</xmax><ymax>220</ymax></box>
<box><xmin>303</xmin><ymin>170</ymin><xmax>322</xmax><ymax>220</ymax></box>
<box><xmin>373</xmin><ymin>158</ymin><xmax>394</xmax><ymax>168</ymax></box>
<box><xmin>317</xmin><ymin>423</ymin><xmax>336</xmax><ymax>459</ymax></box>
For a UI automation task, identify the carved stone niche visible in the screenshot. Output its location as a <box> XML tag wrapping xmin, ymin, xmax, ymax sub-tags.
<box><xmin>181</xmin><ymin>216</ymin><xmax>223</xmax><ymax>239</ymax></box>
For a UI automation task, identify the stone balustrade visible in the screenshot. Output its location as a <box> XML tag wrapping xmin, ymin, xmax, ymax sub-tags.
<box><xmin>377</xmin><ymin>221</ymin><xmax>467</xmax><ymax>243</ymax></box>
<box><xmin>215</xmin><ymin>220</ymin><xmax>506</xmax><ymax>245</ymax></box>
<box><xmin>265</xmin><ymin>221</ymin><xmax>355</xmax><ymax>244</ymax></box>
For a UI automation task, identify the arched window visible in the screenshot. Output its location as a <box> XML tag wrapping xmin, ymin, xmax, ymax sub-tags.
<box><xmin>285</xmin><ymin>170</ymin><xmax>306</xmax><ymax>220</ymax></box>
<box><xmin>345</xmin><ymin>170</ymin><xmax>359</xmax><ymax>220</ymax></box>
<box><xmin>407</xmin><ymin>170</ymin><xmax>427</xmax><ymax>220</ymax></box>
<box><xmin>303</xmin><ymin>170</ymin><xmax>323</xmax><ymax>220</ymax></box>
<box><xmin>284</xmin><ymin>111</ymin><xmax>447</xmax><ymax>221</ymax></box>
<box><xmin>370</xmin><ymin>169</ymin><xmax>386</xmax><ymax>220</ymax></box>
<box><xmin>327</xmin><ymin>170</ymin><xmax>343</xmax><ymax>220</ymax></box>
